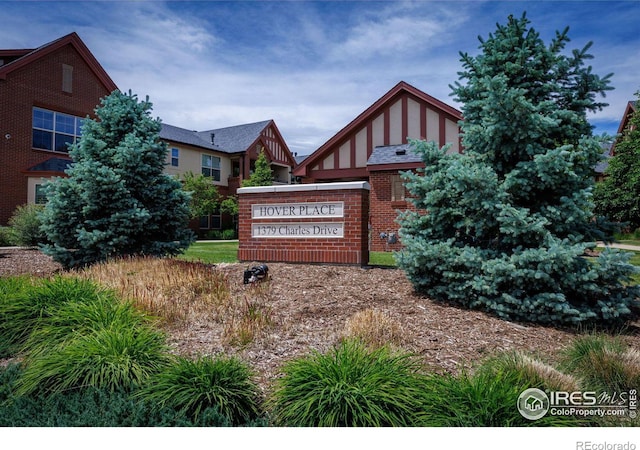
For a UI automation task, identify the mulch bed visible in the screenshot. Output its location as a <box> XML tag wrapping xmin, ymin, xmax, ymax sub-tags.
<box><xmin>2</xmin><ymin>247</ymin><xmax>638</xmax><ymax>392</ymax></box>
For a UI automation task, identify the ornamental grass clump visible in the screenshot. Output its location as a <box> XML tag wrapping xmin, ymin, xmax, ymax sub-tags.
<box><xmin>269</xmin><ymin>339</ymin><xmax>431</xmax><ymax>427</ymax></box>
<box><xmin>560</xmin><ymin>334</ymin><xmax>640</xmax><ymax>393</ymax></box>
<box><xmin>15</xmin><ymin>320</ymin><xmax>169</xmax><ymax>396</ymax></box>
<box><xmin>136</xmin><ymin>355</ymin><xmax>262</xmax><ymax>425</ymax></box>
<box><xmin>0</xmin><ymin>276</ymin><xmax>102</xmax><ymax>357</ymax></box>
<box><xmin>341</xmin><ymin>308</ymin><xmax>406</xmax><ymax>349</ymax></box>
<box><xmin>78</xmin><ymin>257</ymin><xmax>230</xmax><ymax>324</ymax></box>
<box><xmin>419</xmin><ymin>367</ymin><xmax>579</xmax><ymax>427</ymax></box>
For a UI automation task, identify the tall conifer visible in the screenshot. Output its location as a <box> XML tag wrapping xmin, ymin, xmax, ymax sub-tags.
<box><xmin>41</xmin><ymin>90</ymin><xmax>194</xmax><ymax>268</ymax></box>
<box><xmin>397</xmin><ymin>14</ymin><xmax>639</xmax><ymax>325</ymax></box>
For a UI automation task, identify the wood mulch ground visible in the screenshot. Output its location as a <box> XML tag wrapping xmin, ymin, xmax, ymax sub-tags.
<box><xmin>2</xmin><ymin>247</ymin><xmax>639</xmax><ymax>393</ymax></box>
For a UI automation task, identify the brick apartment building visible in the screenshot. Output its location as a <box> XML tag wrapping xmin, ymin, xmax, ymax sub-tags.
<box><xmin>293</xmin><ymin>81</ymin><xmax>463</xmax><ymax>251</ymax></box>
<box><xmin>0</xmin><ymin>32</ymin><xmax>117</xmax><ymax>226</ymax></box>
<box><xmin>0</xmin><ymin>33</ymin><xmax>296</xmax><ymax>234</ymax></box>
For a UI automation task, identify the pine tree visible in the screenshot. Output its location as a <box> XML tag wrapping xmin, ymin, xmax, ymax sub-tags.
<box><xmin>593</xmin><ymin>92</ymin><xmax>640</xmax><ymax>232</ymax></box>
<box><xmin>40</xmin><ymin>90</ymin><xmax>195</xmax><ymax>269</ymax></box>
<box><xmin>397</xmin><ymin>13</ymin><xmax>639</xmax><ymax>325</ymax></box>
<box><xmin>242</xmin><ymin>149</ymin><xmax>273</xmax><ymax>187</ymax></box>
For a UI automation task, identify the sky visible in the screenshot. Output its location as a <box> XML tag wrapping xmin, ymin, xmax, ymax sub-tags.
<box><xmin>2</xmin><ymin>0</ymin><xmax>639</xmax><ymax>156</ymax></box>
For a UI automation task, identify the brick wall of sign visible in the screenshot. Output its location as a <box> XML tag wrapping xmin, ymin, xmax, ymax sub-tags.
<box><xmin>238</xmin><ymin>182</ymin><xmax>370</xmax><ymax>265</ymax></box>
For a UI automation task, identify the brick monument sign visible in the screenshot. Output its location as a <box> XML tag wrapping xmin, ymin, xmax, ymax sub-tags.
<box><xmin>237</xmin><ymin>182</ymin><xmax>370</xmax><ymax>265</ymax></box>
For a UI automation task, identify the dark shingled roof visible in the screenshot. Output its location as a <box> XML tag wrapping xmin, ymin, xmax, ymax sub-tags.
<box><xmin>197</xmin><ymin>120</ymin><xmax>271</xmax><ymax>153</ymax></box>
<box><xmin>159</xmin><ymin>123</ymin><xmax>224</xmax><ymax>152</ymax></box>
<box><xmin>160</xmin><ymin>120</ymin><xmax>272</xmax><ymax>154</ymax></box>
<box><xmin>367</xmin><ymin>143</ymin><xmax>422</xmax><ymax>166</ymax></box>
<box><xmin>25</xmin><ymin>157</ymin><xmax>72</xmax><ymax>173</ymax></box>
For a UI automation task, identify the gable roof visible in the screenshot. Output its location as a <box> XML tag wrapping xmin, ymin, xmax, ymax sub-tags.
<box><xmin>160</xmin><ymin>120</ymin><xmax>274</xmax><ymax>154</ymax></box>
<box><xmin>197</xmin><ymin>120</ymin><xmax>273</xmax><ymax>153</ymax></box>
<box><xmin>160</xmin><ymin>123</ymin><xmax>224</xmax><ymax>152</ymax></box>
<box><xmin>293</xmin><ymin>81</ymin><xmax>462</xmax><ymax>178</ymax></box>
<box><xmin>616</xmin><ymin>100</ymin><xmax>637</xmax><ymax>135</ymax></box>
<box><xmin>0</xmin><ymin>32</ymin><xmax>117</xmax><ymax>92</ymax></box>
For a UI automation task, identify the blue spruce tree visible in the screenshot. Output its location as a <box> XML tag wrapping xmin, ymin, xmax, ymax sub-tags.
<box><xmin>40</xmin><ymin>90</ymin><xmax>195</xmax><ymax>268</ymax></box>
<box><xmin>397</xmin><ymin>14</ymin><xmax>639</xmax><ymax>325</ymax></box>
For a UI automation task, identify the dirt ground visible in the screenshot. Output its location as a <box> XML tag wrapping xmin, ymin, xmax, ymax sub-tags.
<box><xmin>2</xmin><ymin>247</ymin><xmax>639</xmax><ymax>393</ymax></box>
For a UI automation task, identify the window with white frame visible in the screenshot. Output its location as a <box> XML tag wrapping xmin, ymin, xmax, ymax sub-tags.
<box><xmin>32</xmin><ymin>107</ymin><xmax>84</xmax><ymax>153</ymax></box>
<box><xmin>390</xmin><ymin>174</ymin><xmax>406</xmax><ymax>202</ymax></box>
<box><xmin>171</xmin><ymin>148</ymin><xmax>179</xmax><ymax>167</ymax></box>
<box><xmin>35</xmin><ymin>184</ymin><xmax>48</xmax><ymax>204</ymax></box>
<box><xmin>201</xmin><ymin>154</ymin><xmax>221</xmax><ymax>181</ymax></box>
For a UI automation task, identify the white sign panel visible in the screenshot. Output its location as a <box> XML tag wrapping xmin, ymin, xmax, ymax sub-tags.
<box><xmin>252</xmin><ymin>222</ymin><xmax>344</xmax><ymax>238</ymax></box>
<box><xmin>252</xmin><ymin>202</ymin><xmax>344</xmax><ymax>219</ymax></box>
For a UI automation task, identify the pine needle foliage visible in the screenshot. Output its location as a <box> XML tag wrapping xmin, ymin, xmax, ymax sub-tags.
<box><xmin>40</xmin><ymin>90</ymin><xmax>195</xmax><ymax>269</ymax></box>
<box><xmin>397</xmin><ymin>13</ymin><xmax>639</xmax><ymax>325</ymax></box>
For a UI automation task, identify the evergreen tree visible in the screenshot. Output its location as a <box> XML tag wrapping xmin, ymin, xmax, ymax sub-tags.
<box><xmin>397</xmin><ymin>14</ymin><xmax>639</xmax><ymax>325</ymax></box>
<box><xmin>40</xmin><ymin>90</ymin><xmax>195</xmax><ymax>269</ymax></box>
<box><xmin>593</xmin><ymin>92</ymin><xmax>640</xmax><ymax>232</ymax></box>
<box><xmin>242</xmin><ymin>149</ymin><xmax>273</xmax><ymax>187</ymax></box>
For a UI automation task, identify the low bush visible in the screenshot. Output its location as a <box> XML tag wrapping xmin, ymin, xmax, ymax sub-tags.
<box><xmin>269</xmin><ymin>339</ymin><xmax>431</xmax><ymax>426</ymax></box>
<box><xmin>137</xmin><ymin>355</ymin><xmax>262</xmax><ymax>425</ymax></box>
<box><xmin>0</xmin><ymin>276</ymin><xmax>84</xmax><ymax>357</ymax></box>
<box><xmin>8</xmin><ymin>203</ymin><xmax>46</xmax><ymax>247</ymax></box>
<box><xmin>560</xmin><ymin>334</ymin><xmax>640</xmax><ymax>393</ymax></box>
<box><xmin>341</xmin><ymin>308</ymin><xmax>406</xmax><ymax>349</ymax></box>
<box><xmin>15</xmin><ymin>321</ymin><xmax>169</xmax><ymax>396</ymax></box>
<box><xmin>0</xmin><ymin>226</ymin><xmax>16</xmax><ymax>246</ymax></box>
<box><xmin>419</xmin><ymin>367</ymin><xmax>579</xmax><ymax>426</ymax></box>
<box><xmin>0</xmin><ymin>363</ymin><xmax>232</xmax><ymax>427</ymax></box>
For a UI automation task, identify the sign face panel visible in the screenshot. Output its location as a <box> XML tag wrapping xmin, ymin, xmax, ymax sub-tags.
<box><xmin>252</xmin><ymin>222</ymin><xmax>344</xmax><ymax>238</ymax></box>
<box><xmin>252</xmin><ymin>202</ymin><xmax>344</xmax><ymax>219</ymax></box>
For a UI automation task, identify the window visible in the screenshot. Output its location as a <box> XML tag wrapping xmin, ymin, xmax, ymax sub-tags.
<box><xmin>199</xmin><ymin>209</ymin><xmax>221</xmax><ymax>230</ymax></box>
<box><xmin>201</xmin><ymin>154</ymin><xmax>221</xmax><ymax>181</ymax></box>
<box><xmin>171</xmin><ymin>148</ymin><xmax>179</xmax><ymax>167</ymax></box>
<box><xmin>62</xmin><ymin>64</ymin><xmax>73</xmax><ymax>93</ymax></box>
<box><xmin>32</xmin><ymin>107</ymin><xmax>84</xmax><ymax>153</ymax></box>
<box><xmin>35</xmin><ymin>184</ymin><xmax>47</xmax><ymax>204</ymax></box>
<box><xmin>390</xmin><ymin>174</ymin><xmax>406</xmax><ymax>202</ymax></box>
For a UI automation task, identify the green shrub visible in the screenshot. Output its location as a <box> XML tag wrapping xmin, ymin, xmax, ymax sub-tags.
<box><xmin>560</xmin><ymin>334</ymin><xmax>640</xmax><ymax>392</ymax></box>
<box><xmin>8</xmin><ymin>203</ymin><xmax>46</xmax><ymax>247</ymax></box>
<box><xmin>269</xmin><ymin>340</ymin><xmax>431</xmax><ymax>427</ymax></box>
<box><xmin>419</xmin><ymin>368</ymin><xmax>579</xmax><ymax>426</ymax></box>
<box><xmin>0</xmin><ymin>363</ymin><xmax>232</xmax><ymax>426</ymax></box>
<box><xmin>0</xmin><ymin>276</ymin><xmax>79</xmax><ymax>357</ymax></box>
<box><xmin>205</xmin><ymin>229</ymin><xmax>223</xmax><ymax>240</ymax></box>
<box><xmin>0</xmin><ymin>226</ymin><xmax>16</xmax><ymax>246</ymax></box>
<box><xmin>15</xmin><ymin>321</ymin><xmax>169</xmax><ymax>396</ymax></box>
<box><xmin>476</xmin><ymin>351</ymin><xmax>579</xmax><ymax>392</ymax></box>
<box><xmin>22</xmin><ymin>288</ymin><xmax>152</xmax><ymax>358</ymax></box>
<box><xmin>137</xmin><ymin>355</ymin><xmax>261</xmax><ymax>425</ymax></box>
<box><xmin>221</xmin><ymin>228</ymin><xmax>237</xmax><ymax>240</ymax></box>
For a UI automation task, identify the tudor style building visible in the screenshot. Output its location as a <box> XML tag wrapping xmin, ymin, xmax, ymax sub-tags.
<box><xmin>293</xmin><ymin>81</ymin><xmax>463</xmax><ymax>251</ymax></box>
<box><xmin>160</xmin><ymin>120</ymin><xmax>296</xmax><ymax>232</ymax></box>
<box><xmin>0</xmin><ymin>33</ymin><xmax>296</xmax><ymax>235</ymax></box>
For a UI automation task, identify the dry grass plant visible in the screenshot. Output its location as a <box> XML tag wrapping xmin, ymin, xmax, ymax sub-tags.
<box><xmin>341</xmin><ymin>308</ymin><xmax>407</xmax><ymax>349</ymax></box>
<box><xmin>76</xmin><ymin>257</ymin><xmax>230</xmax><ymax>325</ymax></box>
<box><xmin>223</xmin><ymin>279</ymin><xmax>275</xmax><ymax>347</ymax></box>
